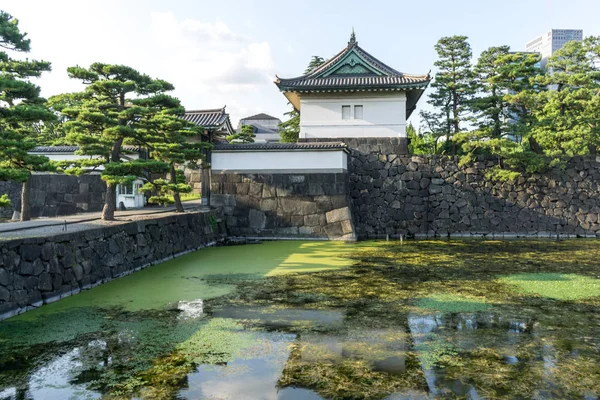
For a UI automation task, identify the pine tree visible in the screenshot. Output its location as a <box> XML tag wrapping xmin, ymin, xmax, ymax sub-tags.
<box><xmin>279</xmin><ymin>108</ymin><xmax>300</xmax><ymax>143</ymax></box>
<box><xmin>60</xmin><ymin>63</ymin><xmax>174</xmax><ymax>220</ymax></box>
<box><xmin>528</xmin><ymin>37</ymin><xmax>600</xmax><ymax>158</ymax></box>
<box><xmin>279</xmin><ymin>56</ymin><xmax>326</xmax><ymax>143</ymax></box>
<box><xmin>456</xmin><ymin>48</ymin><xmax>544</xmax><ymax>170</ymax></box>
<box><xmin>0</xmin><ymin>11</ymin><xmax>54</xmax><ymax>221</ymax></box>
<box><xmin>407</xmin><ymin>123</ymin><xmax>438</xmax><ymax>154</ymax></box>
<box><xmin>226</xmin><ymin>124</ymin><xmax>255</xmax><ymax>143</ymax></box>
<box><xmin>421</xmin><ymin>36</ymin><xmax>476</xmax><ymax>154</ymax></box>
<box><xmin>134</xmin><ymin>94</ymin><xmax>210</xmax><ymax>212</ymax></box>
<box><xmin>470</xmin><ymin>46</ymin><xmax>511</xmax><ymax>138</ymax></box>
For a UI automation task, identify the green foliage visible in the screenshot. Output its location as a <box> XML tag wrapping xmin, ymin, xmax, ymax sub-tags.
<box><xmin>527</xmin><ymin>37</ymin><xmax>600</xmax><ymax>156</ymax></box>
<box><xmin>420</xmin><ymin>36</ymin><xmax>476</xmax><ymax>154</ymax></box>
<box><xmin>279</xmin><ymin>107</ymin><xmax>300</xmax><ymax>143</ymax></box>
<box><xmin>407</xmin><ymin>123</ymin><xmax>438</xmax><ymax>154</ymax></box>
<box><xmin>57</xmin><ymin>62</ymin><xmax>179</xmax><ymax>219</ymax></box>
<box><xmin>227</xmin><ymin>124</ymin><xmax>255</xmax><ymax>143</ymax></box>
<box><xmin>133</xmin><ymin>93</ymin><xmax>210</xmax><ymax>211</ymax></box>
<box><xmin>304</xmin><ymin>55</ymin><xmax>325</xmax><ymax>74</ymax></box>
<box><xmin>484</xmin><ymin>166</ymin><xmax>521</xmax><ymax>182</ymax></box>
<box><xmin>0</xmin><ymin>11</ymin><xmax>54</xmax><ymax>181</ymax></box>
<box><xmin>142</xmin><ymin>170</ymin><xmax>191</xmax><ymax>206</ymax></box>
<box><xmin>0</xmin><ymin>194</ymin><xmax>10</xmax><ymax>208</ymax></box>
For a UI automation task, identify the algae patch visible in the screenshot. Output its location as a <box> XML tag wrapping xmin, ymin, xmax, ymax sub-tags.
<box><xmin>501</xmin><ymin>272</ymin><xmax>600</xmax><ymax>300</ymax></box>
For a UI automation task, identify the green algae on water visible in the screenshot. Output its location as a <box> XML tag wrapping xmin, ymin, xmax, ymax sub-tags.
<box><xmin>500</xmin><ymin>272</ymin><xmax>600</xmax><ymax>300</ymax></box>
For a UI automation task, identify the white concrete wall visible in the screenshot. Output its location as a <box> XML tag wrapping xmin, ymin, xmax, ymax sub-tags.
<box><xmin>29</xmin><ymin>153</ymin><xmax>140</xmax><ymax>165</ymax></box>
<box><xmin>212</xmin><ymin>150</ymin><xmax>347</xmax><ymax>173</ymax></box>
<box><xmin>254</xmin><ymin>133</ymin><xmax>281</xmax><ymax>143</ymax></box>
<box><xmin>299</xmin><ymin>92</ymin><xmax>407</xmax><ymax>139</ymax></box>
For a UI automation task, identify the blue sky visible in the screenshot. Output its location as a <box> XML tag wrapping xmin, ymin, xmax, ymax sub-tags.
<box><xmin>3</xmin><ymin>0</ymin><xmax>600</xmax><ymax>127</ymax></box>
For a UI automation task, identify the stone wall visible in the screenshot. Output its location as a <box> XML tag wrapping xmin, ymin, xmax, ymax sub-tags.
<box><xmin>0</xmin><ymin>174</ymin><xmax>106</xmax><ymax>219</ymax></box>
<box><xmin>299</xmin><ymin>138</ymin><xmax>600</xmax><ymax>238</ymax></box>
<box><xmin>350</xmin><ymin>150</ymin><xmax>600</xmax><ymax>238</ymax></box>
<box><xmin>0</xmin><ymin>210</ymin><xmax>226</xmax><ymax>320</ymax></box>
<box><xmin>211</xmin><ymin>172</ymin><xmax>355</xmax><ymax>240</ymax></box>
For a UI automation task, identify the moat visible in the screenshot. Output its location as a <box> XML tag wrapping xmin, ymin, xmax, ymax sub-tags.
<box><xmin>1</xmin><ymin>240</ymin><xmax>599</xmax><ymax>399</ymax></box>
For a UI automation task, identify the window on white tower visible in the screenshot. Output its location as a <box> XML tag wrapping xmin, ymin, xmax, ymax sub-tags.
<box><xmin>342</xmin><ymin>105</ymin><xmax>351</xmax><ymax>120</ymax></box>
<box><xmin>354</xmin><ymin>105</ymin><xmax>363</xmax><ymax>119</ymax></box>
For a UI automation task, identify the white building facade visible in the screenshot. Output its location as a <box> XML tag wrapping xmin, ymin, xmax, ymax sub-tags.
<box><xmin>275</xmin><ymin>33</ymin><xmax>430</xmax><ymax>140</ymax></box>
<box><xmin>526</xmin><ymin>29</ymin><xmax>583</xmax><ymax>68</ymax></box>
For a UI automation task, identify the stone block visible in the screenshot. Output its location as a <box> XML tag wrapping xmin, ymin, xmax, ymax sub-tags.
<box><xmin>260</xmin><ymin>199</ymin><xmax>277</xmax><ymax>212</ymax></box>
<box><xmin>248</xmin><ymin>209</ymin><xmax>267</xmax><ymax>230</ymax></box>
<box><xmin>341</xmin><ymin>220</ymin><xmax>354</xmax><ymax>234</ymax></box>
<box><xmin>304</xmin><ymin>214</ymin><xmax>322</xmax><ymax>227</ymax></box>
<box><xmin>20</xmin><ymin>244</ymin><xmax>41</xmax><ymax>262</ymax></box>
<box><xmin>324</xmin><ymin>222</ymin><xmax>344</xmax><ymax>237</ymax></box>
<box><xmin>326</xmin><ymin>207</ymin><xmax>352</xmax><ymax>224</ymax></box>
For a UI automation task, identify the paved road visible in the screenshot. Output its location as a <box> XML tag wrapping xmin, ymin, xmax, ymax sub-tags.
<box><xmin>0</xmin><ymin>200</ymin><xmax>206</xmax><ymax>240</ymax></box>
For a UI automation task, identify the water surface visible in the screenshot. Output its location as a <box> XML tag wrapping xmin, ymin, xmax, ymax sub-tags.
<box><xmin>1</xmin><ymin>239</ymin><xmax>599</xmax><ymax>399</ymax></box>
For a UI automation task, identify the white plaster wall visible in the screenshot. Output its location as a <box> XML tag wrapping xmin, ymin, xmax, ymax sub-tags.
<box><xmin>299</xmin><ymin>92</ymin><xmax>407</xmax><ymax>139</ymax></box>
<box><xmin>212</xmin><ymin>150</ymin><xmax>347</xmax><ymax>173</ymax></box>
<box><xmin>254</xmin><ymin>133</ymin><xmax>281</xmax><ymax>143</ymax></box>
<box><xmin>28</xmin><ymin>152</ymin><xmax>140</xmax><ymax>168</ymax></box>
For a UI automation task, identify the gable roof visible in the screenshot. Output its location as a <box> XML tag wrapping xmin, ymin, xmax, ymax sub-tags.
<box><xmin>240</xmin><ymin>113</ymin><xmax>281</xmax><ymax>122</ymax></box>
<box><xmin>275</xmin><ymin>35</ymin><xmax>430</xmax><ymax>92</ymax></box>
<box><xmin>274</xmin><ymin>33</ymin><xmax>431</xmax><ymax>117</ymax></box>
<box><xmin>182</xmin><ymin>106</ymin><xmax>235</xmax><ymax>135</ymax></box>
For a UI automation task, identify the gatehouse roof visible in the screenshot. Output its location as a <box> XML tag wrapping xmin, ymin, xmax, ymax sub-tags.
<box><xmin>182</xmin><ymin>106</ymin><xmax>235</xmax><ymax>135</ymax></box>
<box><xmin>275</xmin><ymin>32</ymin><xmax>431</xmax><ymax>116</ymax></box>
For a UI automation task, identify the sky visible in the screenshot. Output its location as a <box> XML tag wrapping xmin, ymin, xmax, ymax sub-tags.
<box><xmin>3</xmin><ymin>0</ymin><xmax>600</xmax><ymax>128</ymax></box>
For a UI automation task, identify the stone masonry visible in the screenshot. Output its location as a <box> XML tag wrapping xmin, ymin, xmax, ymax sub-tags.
<box><xmin>0</xmin><ymin>210</ymin><xmax>226</xmax><ymax>320</ymax></box>
<box><xmin>0</xmin><ymin>173</ymin><xmax>106</xmax><ymax>219</ymax></box>
<box><xmin>211</xmin><ymin>172</ymin><xmax>355</xmax><ymax>240</ymax></box>
<box><xmin>301</xmin><ymin>138</ymin><xmax>600</xmax><ymax>238</ymax></box>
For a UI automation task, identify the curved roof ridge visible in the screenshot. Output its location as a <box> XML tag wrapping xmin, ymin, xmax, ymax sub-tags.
<box><xmin>276</xmin><ymin>40</ymin><xmax>429</xmax><ymax>85</ymax></box>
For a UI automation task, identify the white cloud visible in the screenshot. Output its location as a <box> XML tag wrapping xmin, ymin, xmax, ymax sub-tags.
<box><xmin>150</xmin><ymin>12</ymin><xmax>277</xmax><ymax>123</ymax></box>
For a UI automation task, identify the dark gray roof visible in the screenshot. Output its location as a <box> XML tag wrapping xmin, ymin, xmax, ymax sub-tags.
<box><xmin>250</xmin><ymin>124</ymin><xmax>279</xmax><ymax>134</ymax></box>
<box><xmin>30</xmin><ymin>146</ymin><xmax>141</xmax><ymax>153</ymax></box>
<box><xmin>182</xmin><ymin>107</ymin><xmax>235</xmax><ymax>134</ymax></box>
<box><xmin>213</xmin><ymin>142</ymin><xmax>349</xmax><ymax>153</ymax></box>
<box><xmin>275</xmin><ymin>36</ymin><xmax>430</xmax><ymax>92</ymax></box>
<box><xmin>240</xmin><ymin>113</ymin><xmax>281</xmax><ymax>121</ymax></box>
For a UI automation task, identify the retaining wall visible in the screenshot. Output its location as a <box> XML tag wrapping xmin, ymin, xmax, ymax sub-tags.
<box><xmin>0</xmin><ymin>174</ymin><xmax>106</xmax><ymax>219</ymax></box>
<box><xmin>291</xmin><ymin>138</ymin><xmax>600</xmax><ymax>238</ymax></box>
<box><xmin>0</xmin><ymin>210</ymin><xmax>226</xmax><ymax>320</ymax></box>
<box><xmin>211</xmin><ymin>172</ymin><xmax>356</xmax><ymax>240</ymax></box>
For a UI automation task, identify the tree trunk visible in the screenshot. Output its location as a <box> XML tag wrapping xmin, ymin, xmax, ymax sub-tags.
<box><xmin>102</xmin><ymin>137</ymin><xmax>125</xmax><ymax>221</ymax></box>
<box><xmin>171</xmin><ymin>164</ymin><xmax>184</xmax><ymax>213</ymax></box>
<box><xmin>20</xmin><ymin>174</ymin><xmax>31</xmax><ymax>222</ymax></box>
<box><xmin>528</xmin><ymin>137</ymin><xmax>543</xmax><ymax>154</ymax></box>
<box><xmin>102</xmin><ymin>183</ymin><xmax>116</xmax><ymax>221</ymax></box>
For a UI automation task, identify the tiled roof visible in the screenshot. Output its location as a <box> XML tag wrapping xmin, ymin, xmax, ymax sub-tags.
<box><xmin>30</xmin><ymin>146</ymin><xmax>141</xmax><ymax>153</ymax></box>
<box><xmin>240</xmin><ymin>113</ymin><xmax>281</xmax><ymax>121</ymax></box>
<box><xmin>182</xmin><ymin>106</ymin><xmax>235</xmax><ymax>134</ymax></box>
<box><xmin>275</xmin><ymin>36</ymin><xmax>430</xmax><ymax>92</ymax></box>
<box><xmin>213</xmin><ymin>142</ymin><xmax>349</xmax><ymax>153</ymax></box>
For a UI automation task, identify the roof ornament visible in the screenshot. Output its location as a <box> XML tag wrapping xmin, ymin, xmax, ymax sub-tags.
<box><xmin>348</xmin><ymin>28</ymin><xmax>357</xmax><ymax>47</ymax></box>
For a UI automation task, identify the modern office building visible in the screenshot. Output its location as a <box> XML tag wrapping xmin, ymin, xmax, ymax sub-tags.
<box><xmin>525</xmin><ymin>29</ymin><xmax>583</xmax><ymax>68</ymax></box>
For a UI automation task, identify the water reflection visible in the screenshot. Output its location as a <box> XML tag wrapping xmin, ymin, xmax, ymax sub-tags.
<box><xmin>1</xmin><ymin>240</ymin><xmax>600</xmax><ymax>399</ymax></box>
<box><xmin>180</xmin><ymin>332</ymin><xmax>301</xmax><ymax>400</ymax></box>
